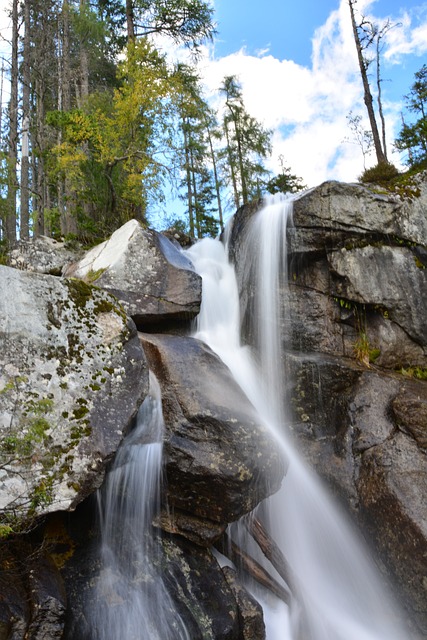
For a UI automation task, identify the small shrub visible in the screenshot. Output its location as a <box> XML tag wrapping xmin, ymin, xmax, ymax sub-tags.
<box><xmin>359</xmin><ymin>162</ymin><xmax>400</xmax><ymax>185</ymax></box>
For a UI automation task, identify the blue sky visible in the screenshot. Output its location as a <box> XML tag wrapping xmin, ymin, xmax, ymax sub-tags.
<box><xmin>193</xmin><ymin>0</ymin><xmax>427</xmax><ymax>195</ymax></box>
<box><xmin>1</xmin><ymin>0</ymin><xmax>426</xmax><ymax>223</ymax></box>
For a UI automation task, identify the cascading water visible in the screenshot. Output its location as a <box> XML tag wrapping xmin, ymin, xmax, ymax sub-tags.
<box><xmin>87</xmin><ymin>372</ymin><xmax>189</xmax><ymax>640</ymax></box>
<box><xmin>186</xmin><ymin>195</ymin><xmax>409</xmax><ymax>640</ymax></box>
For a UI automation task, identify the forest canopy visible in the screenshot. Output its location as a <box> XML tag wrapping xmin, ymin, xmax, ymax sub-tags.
<box><xmin>0</xmin><ymin>0</ymin><xmax>425</xmax><ymax>245</ymax></box>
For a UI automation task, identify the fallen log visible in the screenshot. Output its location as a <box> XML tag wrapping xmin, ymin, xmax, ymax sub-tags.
<box><xmin>215</xmin><ymin>533</ymin><xmax>291</xmax><ymax>605</ymax></box>
<box><xmin>245</xmin><ymin>516</ymin><xmax>299</xmax><ymax>598</ymax></box>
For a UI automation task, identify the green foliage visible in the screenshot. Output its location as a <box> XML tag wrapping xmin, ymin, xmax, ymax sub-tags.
<box><xmin>395</xmin><ymin>64</ymin><xmax>427</xmax><ymax>168</ymax></box>
<box><xmin>266</xmin><ymin>156</ymin><xmax>306</xmax><ymax>195</ymax></box>
<box><xmin>399</xmin><ymin>366</ymin><xmax>427</xmax><ymax>380</ymax></box>
<box><xmin>220</xmin><ymin>75</ymin><xmax>272</xmax><ymax>208</ymax></box>
<box><xmin>359</xmin><ymin>161</ymin><xmax>399</xmax><ymax>185</ymax></box>
<box><xmin>46</xmin><ymin>39</ymin><xmax>177</xmax><ymax>240</ymax></box>
<box><xmin>132</xmin><ymin>0</ymin><xmax>215</xmax><ymax>49</ymax></box>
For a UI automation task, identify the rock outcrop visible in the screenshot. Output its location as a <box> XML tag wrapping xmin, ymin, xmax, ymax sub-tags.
<box><xmin>0</xmin><ymin>265</ymin><xmax>148</xmax><ymax>526</ymax></box>
<box><xmin>230</xmin><ymin>176</ymin><xmax>427</xmax><ymax>637</ymax></box>
<box><xmin>63</xmin><ymin>219</ymin><xmax>202</xmax><ymax>330</ymax></box>
<box><xmin>1</xmin><ymin>174</ymin><xmax>426</xmax><ymax>639</ymax></box>
<box><xmin>140</xmin><ymin>333</ymin><xmax>286</xmax><ymax>543</ymax></box>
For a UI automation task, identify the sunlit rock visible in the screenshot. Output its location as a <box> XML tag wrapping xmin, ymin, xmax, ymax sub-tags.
<box><xmin>63</xmin><ymin>219</ymin><xmax>202</xmax><ymax>330</ymax></box>
<box><xmin>8</xmin><ymin>235</ymin><xmax>82</xmax><ymax>275</ymax></box>
<box><xmin>0</xmin><ymin>265</ymin><xmax>148</xmax><ymax>528</ymax></box>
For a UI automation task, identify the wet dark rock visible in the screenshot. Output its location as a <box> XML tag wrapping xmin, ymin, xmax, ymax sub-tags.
<box><xmin>140</xmin><ymin>333</ymin><xmax>286</xmax><ymax>537</ymax></box>
<box><xmin>229</xmin><ymin>177</ymin><xmax>427</xmax><ymax>636</ymax></box>
<box><xmin>222</xmin><ymin>566</ymin><xmax>266</xmax><ymax>640</ymax></box>
<box><xmin>0</xmin><ymin>539</ymin><xmax>66</xmax><ymax>640</ymax></box>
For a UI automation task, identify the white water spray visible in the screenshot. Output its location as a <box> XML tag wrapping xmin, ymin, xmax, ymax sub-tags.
<box><xmin>186</xmin><ymin>195</ymin><xmax>408</xmax><ymax>640</ymax></box>
<box><xmin>88</xmin><ymin>372</ymin><xmax>189</xmax><ymax>640</ymax></box>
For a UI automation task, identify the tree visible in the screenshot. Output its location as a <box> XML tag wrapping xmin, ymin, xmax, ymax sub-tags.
<box><xmin>348</xmin><ymin>0</ymin><xmax>387</xmax><ymax>166</ymax></box>
<box><xmin>4</xmin><ymin>0</ymin><xmax>19</xmax><ymax>244</ymax></box>
<box><xmin>345</xmin><ymin>111</ymin><xmax>374</xmax><ymax>169</ymax></box>
<box><xmin>395</xmin><ymin>64</ymin><xmax>427</xmax><ymax>167</ymax></box>
<box><xmin>265</xmin><ymin>156</ymin><xmax>306</xmax><ymax>195</ymax></box>
<box><xmin>220</xmin><ymin>75</ymin><xmax>272</xmax><ymax>209</ymax></box>
<box><xmin>175</xmin><ymin>64</ymin><xmax>220</xmax><ymax>237</ymax></box>
<box><xmin>124</xmin><ymin>0</ymin><xmax>215</xmax><ymax>49</ymax></box>
<box><xmin>47</xmin><ymin>39</ymin><xmax>177</xmax><ymax>239</ymax></box>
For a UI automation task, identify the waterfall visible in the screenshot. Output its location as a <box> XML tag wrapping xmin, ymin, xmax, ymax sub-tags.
<box><xmin>87</xmin><ymin>372</ymin><xmax>189</xmax><ymax>640</ymax></box>
<box><xmin>186</xmin><ymin>195</ymin><xmax>408</xmax><ymax>640</ymax></box>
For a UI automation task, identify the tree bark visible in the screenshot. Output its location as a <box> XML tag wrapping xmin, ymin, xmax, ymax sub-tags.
<box><xmin>126</xmin><ymin>0</ymin><xmax>136</xmax><ymax>42</ymax></box>
<box><xmin>206</xmin><ymin>126</ymin><xmax>224</xmax><ymax>231</ymax></box>
<box><xmin>224</xmin><ymin>121</ymin><xmax>239</xmax><ymax>209</ymax></box>
<box><xmin>348</xmin><ymin>0</ymin><xmax>386</xmax><ymax>165</ymax></box>
<box><xmin>21</xmin><ymin>0</ymin><xmax>31</xmax><ymax>239</ymax></box>
<box><xmin>216</xmin><ymin>533</ymin><xmax>291</xmax><ymax>605</ymax></box>
<box><xmin>5</xmin><ymin>0</ymin><xmax>19</xmax><ymax>243</ymax></box>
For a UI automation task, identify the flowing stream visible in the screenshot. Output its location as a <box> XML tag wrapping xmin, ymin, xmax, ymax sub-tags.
<box><xmin>186</xmin><ymin>195</ymin><xmax>408</xmax><ymax>640</ymax></box>
<box><xmin>89</xmin><ymin>371</ymin><xmax>190</xmax><ymax>640</ymax></box>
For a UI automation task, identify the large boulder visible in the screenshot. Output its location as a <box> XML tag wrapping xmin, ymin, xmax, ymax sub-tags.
<box><xmin>0</xmin><ymin>265</ymin><xmax>148</xmax><ymax>529</ymax></box>
<box><xmin>140</xmin><ymin>333</ymin><xmax>286</xmax><ymax>542</ymax></box>
<box><xmin>63</xmin><ymin>219</ymin><xmax>202</xmax><ymax>330</ymax></box>
<box><xmin>7</xmin><ymin>236</ymin><xmax>83</xmax><ymax>276</ymax></box>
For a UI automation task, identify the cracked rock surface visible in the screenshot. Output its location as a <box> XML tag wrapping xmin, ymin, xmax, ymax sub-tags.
<box><xmin>229</xmin><ymin>176</ymin><xmax>427</xmax><ymax>638</ymax></box>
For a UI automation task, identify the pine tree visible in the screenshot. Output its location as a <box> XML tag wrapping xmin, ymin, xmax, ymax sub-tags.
<box><xmin>220</xmin><ymin>75</ymin><xmax>272</xmax><ymax>209</ymax></box>
<box><xmin>395</xmin><ymin>64</ymin><xmax>427</xmax><ymax>167</ymax></box>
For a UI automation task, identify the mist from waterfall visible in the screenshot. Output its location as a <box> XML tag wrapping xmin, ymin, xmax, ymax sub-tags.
<box><xmin>87</xmin><ymin>372</ymin><xmax>189</xmax><ymax>640</ymax></box>
<box><xmin>186</xmin><ymin>195</ymin><xmax>408</xmax><ymax>640</ymax></box>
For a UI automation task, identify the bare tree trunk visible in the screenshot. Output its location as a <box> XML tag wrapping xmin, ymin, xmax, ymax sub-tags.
<box><xmin>224</xmin><ymin>121</ymin><xmax>239</xmax><ymax>209</ymax></box>
<box><xmin>206</xmin><ymin>127</ymin><xmax>224</xmax><ymax>231</ymax></box>
<box><xmin>376</xmin><ymin>34</ymin><xmax>388</xmax><ymax>161</ymax></box>
<box><xmin>348</xmin><ymin>0</ymin><xmax>386</xmax><ymax>165</ymax></box>
<box><xmin>21</xmin><ymin>0</ymin><xmax>31</xmax><ymax>239</ymax></box>
<box><xmin>126</xmin><ymin>0</ymin><xmax>136</xmax><ymax>41</ymax></box>
<box><xmin>183</xmin><ymin>120</ymin><xmax>195</xmax><ymax>236</ymax></box>
<box><xmin>35</xmin><ymin>76</ymin><xmax>45</xmax><ymax>236</ymax></box>
<box><xmin>6</xmin><ymin>0</ymin><xmax>19</xmax><ymax>243</ymax></box>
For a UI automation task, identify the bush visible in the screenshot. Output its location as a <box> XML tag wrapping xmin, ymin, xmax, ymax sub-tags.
<box><xmin>359</xmin><ymin>162</ymin><xmax>399</xmax><ymax>185</ymax></box>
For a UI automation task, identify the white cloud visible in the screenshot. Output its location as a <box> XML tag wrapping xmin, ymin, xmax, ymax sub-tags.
<box><xmin>194</xmin><ymin>0</ymin><xmax>425</xmax><ymax>189</ymax></box>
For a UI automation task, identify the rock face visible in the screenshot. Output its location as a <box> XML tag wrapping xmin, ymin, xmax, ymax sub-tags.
<box><xmin>0</xmin><ymin>265</ymin><xmax>148</xmax><ymax>526</ymax></box>
<box><xmin>140</xmin><ymin>333</ymin><xmax>286</xmax><ymax>542</ymax></box>
<box><xmin>7</xmin><ymin>236</ymin><xmax>83</xmax><ymax>275</ymax></box>
<box><xmin>1</xmin><ymin>175</ymin><xmax>426</xmax><ymax>638</ymax></box>
<box><xmin>63</xmin><ymin>219</ymin><xmax>202</xmax><ymax>330</ymax></box>
<box><xmin>230</xmin><ymin>176</ymin><xmax>427</xmax><ymax>637</ymax></box>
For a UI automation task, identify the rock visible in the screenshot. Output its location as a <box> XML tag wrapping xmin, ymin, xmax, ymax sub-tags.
<box><xmin>228</xmin><ymin>178</ymin><xmax>427</xmax><ymax>635</ymax></box>
<box><xmin>140</xmin><ymin>333</ymin><xmax>286</xmax><ymax>537</ymax></box>
<box><xmin>160</xmin><ymin>535</ymin><xmax>240</xmax><ymax>639</ymax></box>
<box><xmin>0</xmin><ymin>540</ymin><xmax>66</xmax><ymax>640</ymax></box>
<box><xmin>358</xmin><ymin>431</ymin><xmax>427</xmax><ymax>638</ymax></box>
<box><xmin>392</xmin><ymin>382</ymin><xmax>427</xmax><ymax>450</ymax></box>
<box><xmin>0</xmin><ymin>265</ymin><xmax>148</xmax><ymax>527</ymax></box>
<box><xmin>291</xmin><ymin>179</ymin><xmax>427</xmax><ymax>252</ymax></box>
<box><xmin>58</xmin><ymin>503</ymin><xmax>241</xmax><ymax>640</ymax></box>
<box><xmin>63</xmin><ymin>219</ymin><xmax>202</xmax><ymax>330</ymax></box>
<box><xmin>328</xmin><ymin>245</ymin><xmax>427</xmax><ymax>348</ymax></box>
<box><xmin>222</xmin><ymin>566</ymin><xmax>266</xmax><ymax>640</ymax></box>
<box><xmin>7</xmin><ymin>236</ymin><xmax>82</xmax><ymax>276</ymax></box>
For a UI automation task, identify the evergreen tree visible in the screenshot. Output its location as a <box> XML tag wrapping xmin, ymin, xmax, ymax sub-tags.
<box><xmin>220</xmin><ymin>75</ymin><xmax>272</xmax><ymax>209</ymax></box>
<box><xmin>395</xmin><ymin>64</ymin><xmax>427</xmax><ymax>167</ymax></box>
<box><xmin>175</xmin><ymin>64</ymin><xmax>220</xmax><ymax>237</ymax></box>
<box><xmin>266</xmin><ymin>156</ymin><xmax>306</xmax><ymax>195</ymax></box>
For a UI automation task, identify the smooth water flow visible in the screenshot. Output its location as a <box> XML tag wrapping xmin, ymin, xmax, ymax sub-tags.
<box><xmin>88</xmin><ymin>372</ymin><xmax>189</xmax><ymax>640</ymax></box>
<box><xmin>186</xmin><ymin>195</ymin><xmax>408</xmax><ymax>640</ymax></box>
